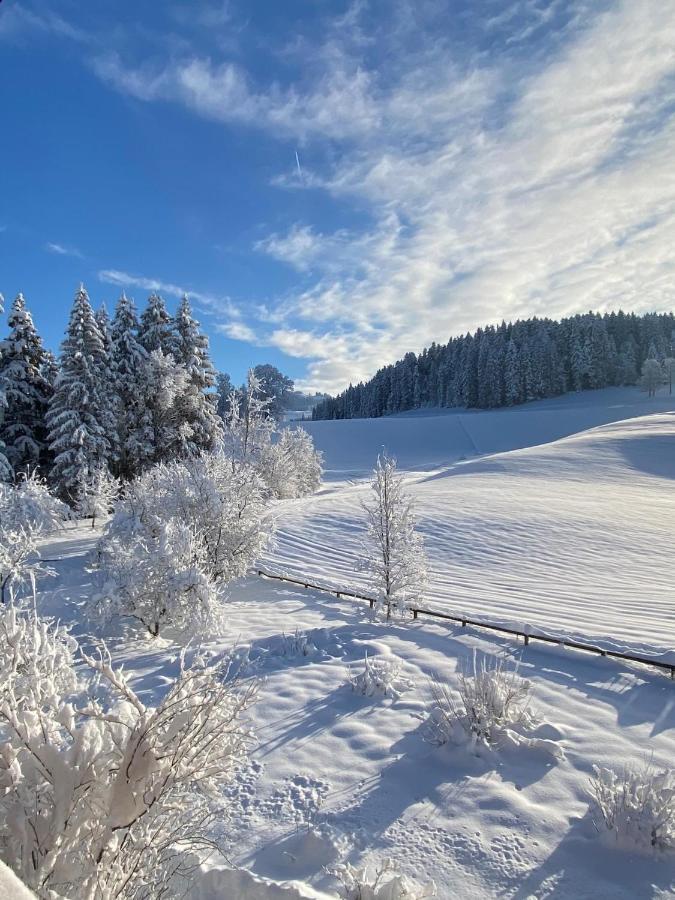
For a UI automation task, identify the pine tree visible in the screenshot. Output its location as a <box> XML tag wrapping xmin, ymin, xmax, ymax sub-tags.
<box><xmin>109</xmin><ymin>293</ymin><xmax>148</xmax><ymax>479</ymax></box>
<box><xmin>46</xmin><ymin>286</ymin><xmax>110</xmax><ymax>502</ymax></box>
<box><xmin>172</xmin><ymin>295</ymin><xmax>221</xmax><ymax>455</ymax></box>
<box><xmin>95</xmin><ymin>304</ymin><xmax>120</xmax><ymax>472</ymax></box>
<box><xmin>138</xmin><ymin>293</ymin><xmax>174</xmax><ymax>355</ymax></box>
<box><xmin>0</xmin><ymin>294</ymin><xmax>12</xmax><ymax>482</ymax></box>
<box><xmin>216</xmin><ymin>372</ymin><xmax>233</xmax><ymax>420</ymax></box>
<box><xmin>0</xmin><ymin>294</ymin><xmax>52</xmax><ymax>476</ymax></box>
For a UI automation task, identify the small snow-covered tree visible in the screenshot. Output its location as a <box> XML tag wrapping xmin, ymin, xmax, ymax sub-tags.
<box><xmin>662</xmin><ymin>357</ymin><xmax>675</xmax><ymax>396</ymax></box>
<box><xmin>361</xmin><ymin>451</ymin><xmax>427</xmax><ymax>618</ymax></box>
<box><xmin>641</xmin><ymin>358</ymin><xmax>663</xmax><ymax>398</ymax></box>
<box><xmin>0</xmin><ymin>293</ymin><xmax>52</xmax><ymax>475</ymax></box>
<box><xmin>222</xmin><ymin>370</ymin><xmax>275</xmax><ymax>472</ymax></box>
<box><xmin>46</xmin><ymin>286</ymin><xmax>110</xmax><ymax>502</ymax></box>
<box><xmin>172</xmin><ymin>294</ymin><xmax>221</xmax><ymax>456</ymax></box>
<box><xmin>0</xmin><ymin>606</ymin><xmax>255</xmax><ymax>898</ymax></box>
<box><xmin>261</xmin><ymin>426</ymin><xmax>323</xmax><ymax>499</ymax></box>
<box><xmin>74</xmin><ymin>466</ymin><xmax>119</xmax><ymax>529</ymax></box>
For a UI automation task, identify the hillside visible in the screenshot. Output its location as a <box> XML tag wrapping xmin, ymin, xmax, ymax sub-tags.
<box><xmin>26</xmin><ymin>387</ymin><xmax>675</xmax><ymax>898</ymax></box>
<box><xmin>257</xmin><ymin>388</ymin><xmax>675</xmax><ymax>654</ymax></box>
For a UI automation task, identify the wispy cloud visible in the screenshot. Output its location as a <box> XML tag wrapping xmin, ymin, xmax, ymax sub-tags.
<box><xmin>97</xmin><ymin>268</ymin><xmax>238</xmax><ymax>317</ymax></box>
<box><xmin>86</xmin><ymin>0</ymin><xmax>675</xmax><ymax>392</ymax></box>
<box><xmin>46</xmin><ymin>241</ymin><xmax>83</xmax><ymax>258</ymax></box>
<box><xmin>0</xmin><ymin>3</ymin><xmax>86</xmax><ymax>42</ymax></box>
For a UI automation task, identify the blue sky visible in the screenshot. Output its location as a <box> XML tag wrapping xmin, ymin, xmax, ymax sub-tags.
<box><xmin>2</xmin><ymin>0</ymin><xmax>675</xmax><ymax>392</ymax></box>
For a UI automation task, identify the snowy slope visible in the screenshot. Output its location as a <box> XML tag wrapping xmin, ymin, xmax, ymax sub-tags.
<box><xmin>303</xmin><ymin>386</ymin><xmax>675</xmax><ymax>475</ymax></box>
<box><xmin>259</xmin><ymin>392</ymin><xmax>675</xmax><ymax>654</ymax></box>
<box><xmin>24</xmin><ymin>386</ymin><xmax>675</xmax><ymax>899</ymax></box>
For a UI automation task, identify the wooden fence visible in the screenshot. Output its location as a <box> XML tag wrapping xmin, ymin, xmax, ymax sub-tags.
<box><xmin>256</xmin><ymin>569</ymin><xmax>675</xmax><ymax>680</ymax></box>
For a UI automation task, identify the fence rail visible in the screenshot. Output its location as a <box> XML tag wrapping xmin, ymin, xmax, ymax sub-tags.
<box><xmin>256</xmin><ymin>569</ymin><xmax>675</xmax><ymax>680</ymax></box>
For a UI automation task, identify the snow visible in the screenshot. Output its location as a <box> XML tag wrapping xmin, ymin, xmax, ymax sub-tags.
<box><xmin>18</xmin><ymin>387</ymin><xmax>675</xmax><ymax>897</ymax></box>
<box><xmin>0</xmin><ymin>861</ymin><xmax>35</xmax><ymax>899</ymax></box>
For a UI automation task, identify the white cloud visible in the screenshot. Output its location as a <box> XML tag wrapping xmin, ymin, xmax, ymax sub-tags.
<box><xmin>46</xmin><ymin>241</ymin><xmax>82</xmax><ymax>258</ymax></box>
<box><xmin>90</xmin><ymin>0</ymin><xmax>675</xmax><ymax>393</ymax></box>
<box><xmin>217</xmin><ymin>320</ymin><xmax>258</xmax><ymax>342</ymax></box>
<box><xmin>97</xmin><ymin>268</ymin><xmax>238</xmax><ymax>317</ymax></box>
<box><xmin>0</xmin><ymin>4</ymin><xmax>85</xmax><ymax>42</ymax></box>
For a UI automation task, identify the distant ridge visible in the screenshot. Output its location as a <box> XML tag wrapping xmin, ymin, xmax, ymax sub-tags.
<box><xmin>312</xmin><ymin>310</ymin><xmax>675</xmax><ymax>419</ymax></box>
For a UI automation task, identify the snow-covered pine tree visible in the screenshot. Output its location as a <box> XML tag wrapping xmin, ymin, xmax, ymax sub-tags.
<box><xmin>0</xmin><ymin>293</ymin><xmax>12</xmax><ymax>483</ymax></box>
<box><xmin>109</xmin><ymin>292</ymin><xmax>148</xmax><ymax>479</ymax></box>
<box><xmin>361</xmin><ymin>451</ymin><xmax>427</xmax><ymax>619</ymax></box>
<box><xmin>641</xmin><ymin>358</ymin><xmax>662</xmax><ymax>398</ymax></box>
<box><xmin>94</xmin><ymin>303</ymin><xmax>120</xmax><ymax>472</ymax></box>
<box><xmin>138</xmin><ymin>292</ymin><xmax>175</xmax><ymax>355</ymax></box>
<box><xmin>45</xmin><ymin>286</ymin><xmax>110</xmax><ymax>502</ymax></box>
<box><xmin>127</xmin><ymin>349</ymin><xmax>188</xmax><ymax>471</ymax></box>
<box><xmin>172</xmin><ymin>294</ymin><xmax>221</xmax><ymax>455</ymax></box>
<box><xmin>216</xmin><ymin>371</ymin><xmax>234</xmax><ymax>420</ymax></box>
<box><xmin>0</xmin><ymin>294</ymin><xmax>52</xmax><ymax>476</ymax></box>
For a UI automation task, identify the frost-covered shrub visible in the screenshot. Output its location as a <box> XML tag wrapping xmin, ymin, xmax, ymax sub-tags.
<box><xmin>350</xmin><ymin>653</ymin><xmax>410</xmax><ymax>700</ymax></box>
<box><xmin>74</xmin><ymin>465</ymin><xmax>119</xmax><ymax>528</ymax></box>
<box><xmin>107</xmin><ymin>451</ymin><xmax>269</xmax><ymax>583</ymax></box>
<box><xmin>93</xmin><ymin>517</ymin><xmax>224</xmax><ymax>637</ymax></box>
<box><xmin>0</xmin><ymin>520</ymin><xmax>54</xmax><ymax>605</ymax></box>
<box><xmin>0</xmin><ymin>606</ymin><xmax>255</xmax><ymax>899</ymax></box>
<box><xmin>590</xmin><ymin>763</ymin><xmax>675</xmax><ymax>854</ymax></box>
<box><xmin>427</xmin><ymin>656</ymin><xmax>561</xmax><ymax>758</ymax></box>
<box><xmin>262</xmin><ymin>427</ymin><xmax>324</xmax><ymax>500</ymax></box>
<box><xmin>332</xmin><ymin>859</ymin><xmax>436</xmax><ymax>899</ymax></box>
<box><xmin>95</xmin><ymin>450</ymin><xmax>271</xmax><ymax>636</ymax></box>
<box><xmin>0</xmin><ymin>471</ymin><xmax>70</xmax><ymax>532</ymax></box>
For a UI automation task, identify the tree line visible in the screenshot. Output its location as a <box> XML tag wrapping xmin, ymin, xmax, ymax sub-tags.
<box><xmin>312</xmin><ymin>310</ymin><xmax>675</xmax><ymax>420</ymax></box>
<box><xmin>0</xmin><ymin>287</ymin><xmax>299</xmax><ymax>501</ymax></box>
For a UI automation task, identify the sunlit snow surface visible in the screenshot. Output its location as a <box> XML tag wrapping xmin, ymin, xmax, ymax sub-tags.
<box><xmin>36</xmin><ymin>387</ymin><xmax>675</xmax><ymax>899</ymax></box>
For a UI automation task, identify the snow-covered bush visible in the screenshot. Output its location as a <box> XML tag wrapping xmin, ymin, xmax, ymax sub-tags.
<box><xmin>0</xmin><ymin>471</ymin><xmax>70</xmax><ymax>531</ymax></box>
<box><xmin>95</xmin><ymin>450</ymin><xmax>270</xmax><ymax>636</ymax></box>
<box><xmin>360</xmin><ymin>452</ymin><xmax>427</xmax><ymax>619</ymax></box>
<box><xmin>262</xmin><ymin>427</ymin><xmax>323</xmax><ymax>499</ymax></box>
<box><xmin>223</xmin><ymin>372</ymin><xmax>323</xmax><ymax>499</ymax></box>
<box><xmin>0</xmin><ymin>523</ymin><xmax>54</xmax><ymax>605</ymax></box>
<box><xmin>427</xmin><ymin>655</ymin><xmax>554</xmax><ymax>755</ymax></box>
<box><xmin>350</xmin><ymin>653</ymin><xmax>410</xmax><ymax>700</ymax></box>
<box><xmin>93</xmin><ymin>517</ymin><xmax>224</xmax><ymax>637</ymax></box>
<box><xmin>332</xmin><ymin>859</ymin><xmax>436</xmax><ymax>899</ymax></box>
<box><xmin>74</xmin><ymin>465</ymin><xmax>119</xmax><ymax>528</ymax></box>
<box><xmin>0</xmin><ymin>606</ymin><xmax>256</xmax><ymax>898</ymax></box>
<box><xmin>590</xmin><ymin>763</ymin><xmax>675</xmax><ymax>854</ymax></box>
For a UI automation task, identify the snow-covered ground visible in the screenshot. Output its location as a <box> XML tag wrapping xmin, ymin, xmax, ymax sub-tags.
<box><xmin>33</xmin><ymin>387</ymin><xmax>675</xmax><ymax>898</ymax></box>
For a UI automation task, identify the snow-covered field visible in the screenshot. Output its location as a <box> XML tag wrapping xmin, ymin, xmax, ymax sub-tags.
<box><xmin>34</xmin><ymin>387</ymin><xmax>675</xmax><ymax>898</ymax></box>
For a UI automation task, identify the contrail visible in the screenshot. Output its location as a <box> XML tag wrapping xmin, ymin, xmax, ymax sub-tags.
<box><xmin>295</xmin><ymin>150</ymin><xmax>303</xmax><ymax>180</ymax></box>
